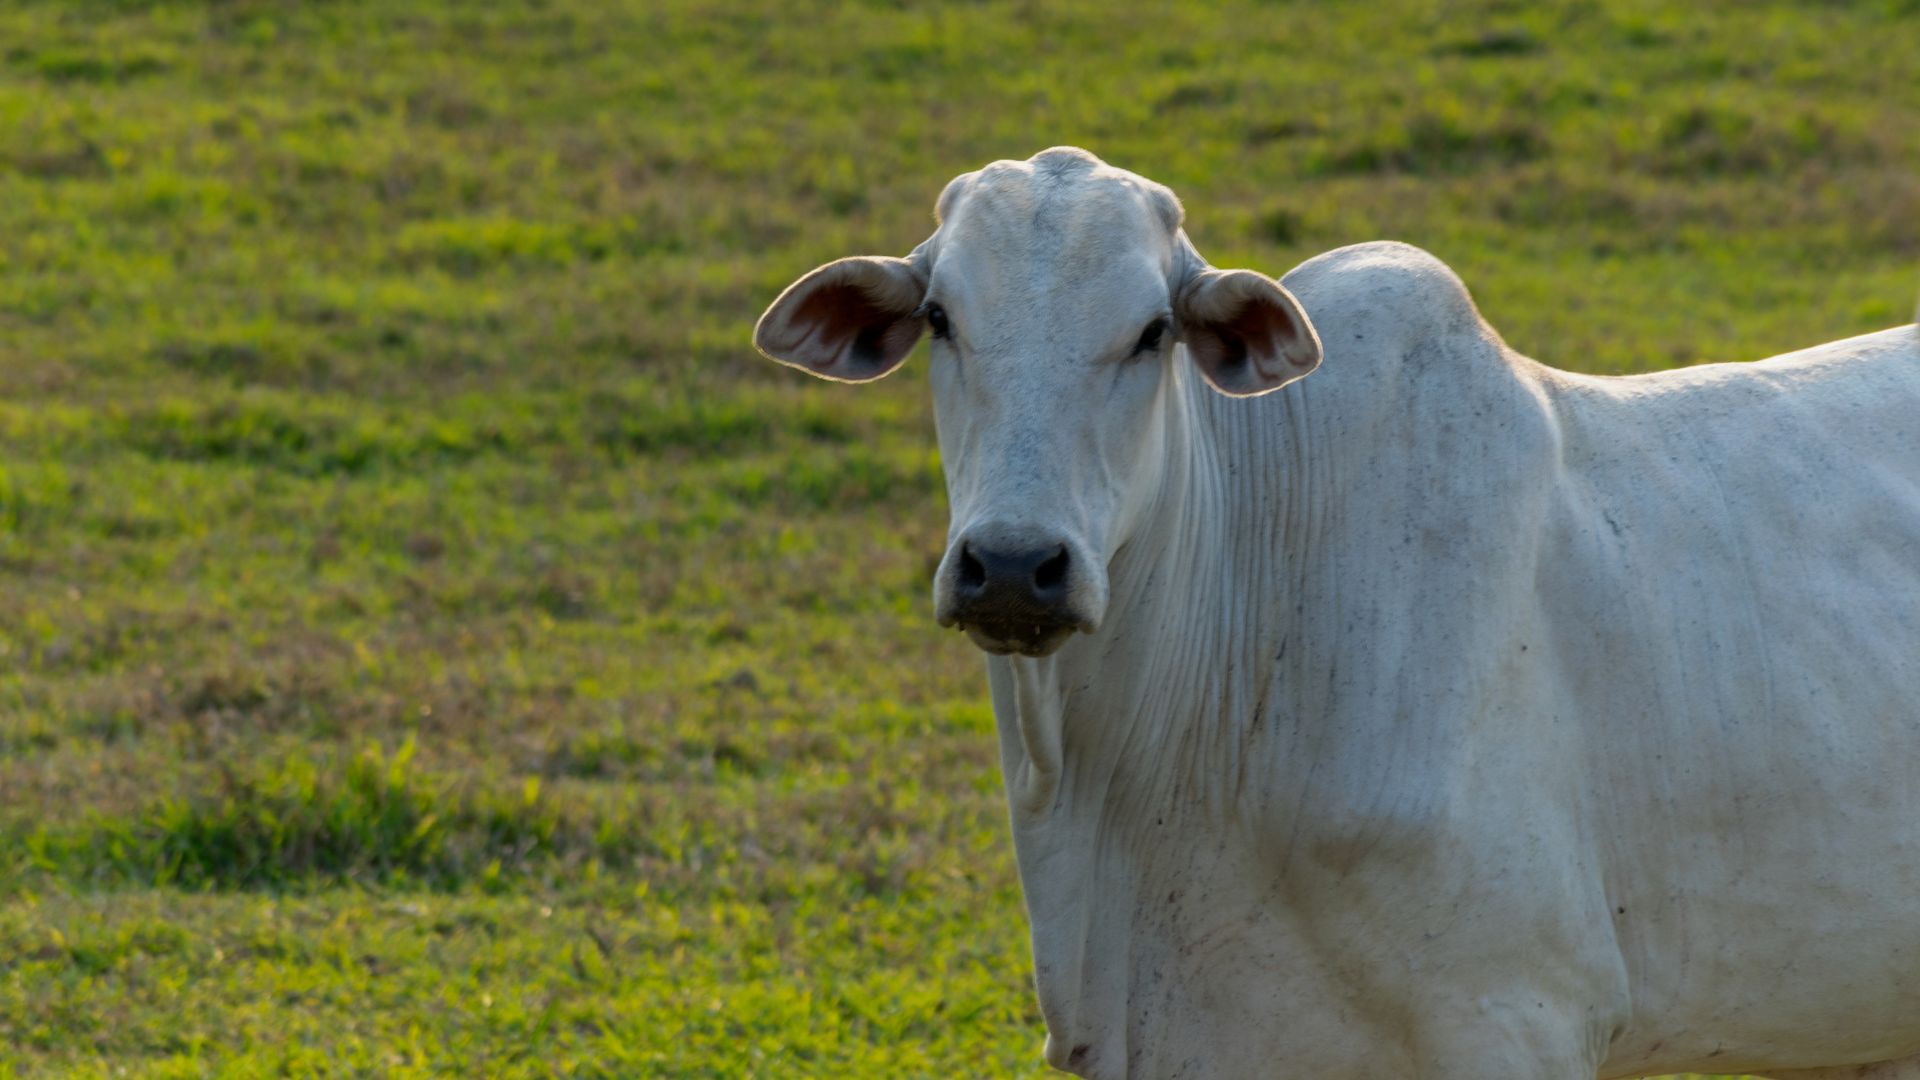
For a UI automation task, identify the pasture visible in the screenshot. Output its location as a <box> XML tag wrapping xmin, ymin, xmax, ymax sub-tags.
<box><xmin>1</xmin><ymin>0</ymin><xmax>1916</xmax><ymax>1075</ymax></box>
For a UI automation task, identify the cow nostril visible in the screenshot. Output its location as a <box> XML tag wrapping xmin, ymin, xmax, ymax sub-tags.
<box><xmin>1034</xmin><ymin>546</ymin><xmax>1069</xmax><ymax>593</ymax></box>
<box><xmin>959</xmin><ymin>544</ymin><xmax>986</xmax><ymax>590</ymax></box>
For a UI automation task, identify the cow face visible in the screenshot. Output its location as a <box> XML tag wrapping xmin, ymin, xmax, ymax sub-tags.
<box><xmin>755</xmin><ymin>148</ymin><xmax>1321</xmax><ymax>657</ymax></box>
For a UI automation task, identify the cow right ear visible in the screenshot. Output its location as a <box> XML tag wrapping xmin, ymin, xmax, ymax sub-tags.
<box><xmin>753</xmin><ymin>256</ymin><xmax>928</xmax><ymax>383</ymax></box>
<box><xmin>1177</xmin><ymin>268</ymin><xmax>1322</xmax><ymax>397</ymax></box>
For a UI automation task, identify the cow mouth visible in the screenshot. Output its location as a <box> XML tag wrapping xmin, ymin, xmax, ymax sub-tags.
<box><xmin>960</xmin><ymin>620</ymin><xmax>1078</xmax><ymax>657</ymax></box>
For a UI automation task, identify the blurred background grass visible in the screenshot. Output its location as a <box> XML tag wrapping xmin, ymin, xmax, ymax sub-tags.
<box><xmin>0</xmin><ymin>0</ymin><xmax>1914</xmax><ymax>1075</ymax></box>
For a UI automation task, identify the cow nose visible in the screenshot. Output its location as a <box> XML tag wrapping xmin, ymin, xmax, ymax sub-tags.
<box><xmin>935</xmin><ymin>531</ymin><xmax>1105</xmax><ymax>655</ymax></box>
<box><xmin>957</xmin><ymin>541</ymin><xmax>1071</xmax><ymax>611</ymax></box>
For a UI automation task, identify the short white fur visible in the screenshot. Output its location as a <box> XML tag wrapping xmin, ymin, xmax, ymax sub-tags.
<box><xmin>755</xmin><ymin>147</ymin><xmax>1920</xmax><ymax>1080</ymax></box>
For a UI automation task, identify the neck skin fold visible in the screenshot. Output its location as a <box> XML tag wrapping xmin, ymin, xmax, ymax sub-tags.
<box><xmin>993</xmin><ymin>347</ymin><xmax>1343</xmax><ymax>830</ymax></box>
<box><xmin>987</xmin><ymin>349</ymin><xmax>1358</xmax><ymax>1071</ymax></box>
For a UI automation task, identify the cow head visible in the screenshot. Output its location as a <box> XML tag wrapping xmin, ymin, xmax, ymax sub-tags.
<box><xmin>755</xmin><ymin>148</ymin><xmax>1322</xmax><ymax>657</ymax></box>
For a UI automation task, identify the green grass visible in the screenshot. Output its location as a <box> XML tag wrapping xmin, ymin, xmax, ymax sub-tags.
<box><xmin>0</xmin><ymin>0</ymin><xmax>1914</xmax><ymax>1075</ymax></box>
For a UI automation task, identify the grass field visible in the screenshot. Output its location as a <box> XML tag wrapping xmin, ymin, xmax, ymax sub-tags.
<box><xmin>0</xmin><ymin>0</ymin><xmax>1915</xmax><ymax>1075</ymax></box>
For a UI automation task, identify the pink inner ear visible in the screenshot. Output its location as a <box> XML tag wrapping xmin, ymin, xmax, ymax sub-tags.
<box><xmin>1224</xmin><ymin>294</ymin><xmax>1304</xmax><ymax>370</ymax></box>
<box><xmin>1180</xmin><ymin>272</ymin><xmax>1320</xmax><ymax>397</ymax></box>
<box><xmin>791</xmin><ymin>279</ymin><xmax>918</xmax><ymax>376</ymax></box>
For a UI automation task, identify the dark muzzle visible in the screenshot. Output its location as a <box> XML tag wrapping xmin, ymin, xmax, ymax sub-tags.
<box><xmin>948</xmin><ymin>541</ymin><xmax>1078</xmax><ymax>655</ymax></box>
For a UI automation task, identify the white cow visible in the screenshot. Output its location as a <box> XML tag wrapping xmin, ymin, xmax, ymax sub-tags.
<box><xmin>753</xmin><ymin>146</ymin><xmax>1920</xmax><ymax>1079</ymax></box>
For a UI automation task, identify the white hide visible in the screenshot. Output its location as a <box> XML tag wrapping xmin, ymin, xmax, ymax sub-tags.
<box><xmin>755</xmin><ymin>148</ymin><xmax>1920</xmax><ymax>1080</ymax></box>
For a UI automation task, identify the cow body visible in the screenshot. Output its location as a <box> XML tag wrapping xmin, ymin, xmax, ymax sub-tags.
<box><xmin>754</xmin><ymin>148</ymin><xmax>1920</xmax><ymax>1079</ymax></box>
<box><xmin>995</xmin><ymin>241</ymin><xmax>1920</xmax><ymax>1078</ymax></box>
<box><xmin>1546</xmin><ymin>324</ymin><xmax>1920</xmax><ymax>1076</ymax></box>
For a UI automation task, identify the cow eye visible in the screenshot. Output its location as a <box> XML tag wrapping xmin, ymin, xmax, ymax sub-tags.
<box><xmin>925</xmin><ymin>304</ymin><xmax>950</xmax><ymax>339</ymax></box>
<box><xmin>1134</xmin><ymin>318</ymin><xmax>1168</xmax><ymax>355</ymax></box>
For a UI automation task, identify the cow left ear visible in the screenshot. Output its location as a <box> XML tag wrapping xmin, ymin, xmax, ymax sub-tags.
<box><xmin>753</xmin><ymin>256</ymin><xmax>928</xmax><ymax>383</ymax></box>
<box><xmin>1177</xmin><ymin>269</ymin><xmax>1322</xmax><ymax>397</ymax></box>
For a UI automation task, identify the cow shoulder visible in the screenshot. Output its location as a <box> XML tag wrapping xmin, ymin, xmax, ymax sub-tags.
<box><xmin>1280</xmin><ymin>240</ymin><xmax>1501</xmax><ymax>358</ymax></box>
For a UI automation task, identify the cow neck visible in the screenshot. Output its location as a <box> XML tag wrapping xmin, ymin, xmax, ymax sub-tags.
<box><xmin>989</xmin><ymin>356</ymin><xmax>1351</xmax><ymax>1064</ymax></box>
<box><xmin>995</xmin><ymin>354</ymin><xmax>1342</xmax><ymax>826</ymax></box>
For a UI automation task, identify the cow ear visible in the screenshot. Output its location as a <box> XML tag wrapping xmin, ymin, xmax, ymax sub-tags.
<box><xmin>753</xmin><ymin>256</ymin><xmax>928</xmax><ymax>383</ymax></box>
<box><xmin>1177</xmin><ymin>269</ymin><xmax>1322</xmax><ymax>397</ymax></box>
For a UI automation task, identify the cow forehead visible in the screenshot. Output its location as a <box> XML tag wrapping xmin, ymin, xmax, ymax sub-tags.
<box><xmin>930</xmin><ymin>149</ymin><xmax>1182</xmax><ymax>330</ymax></box>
